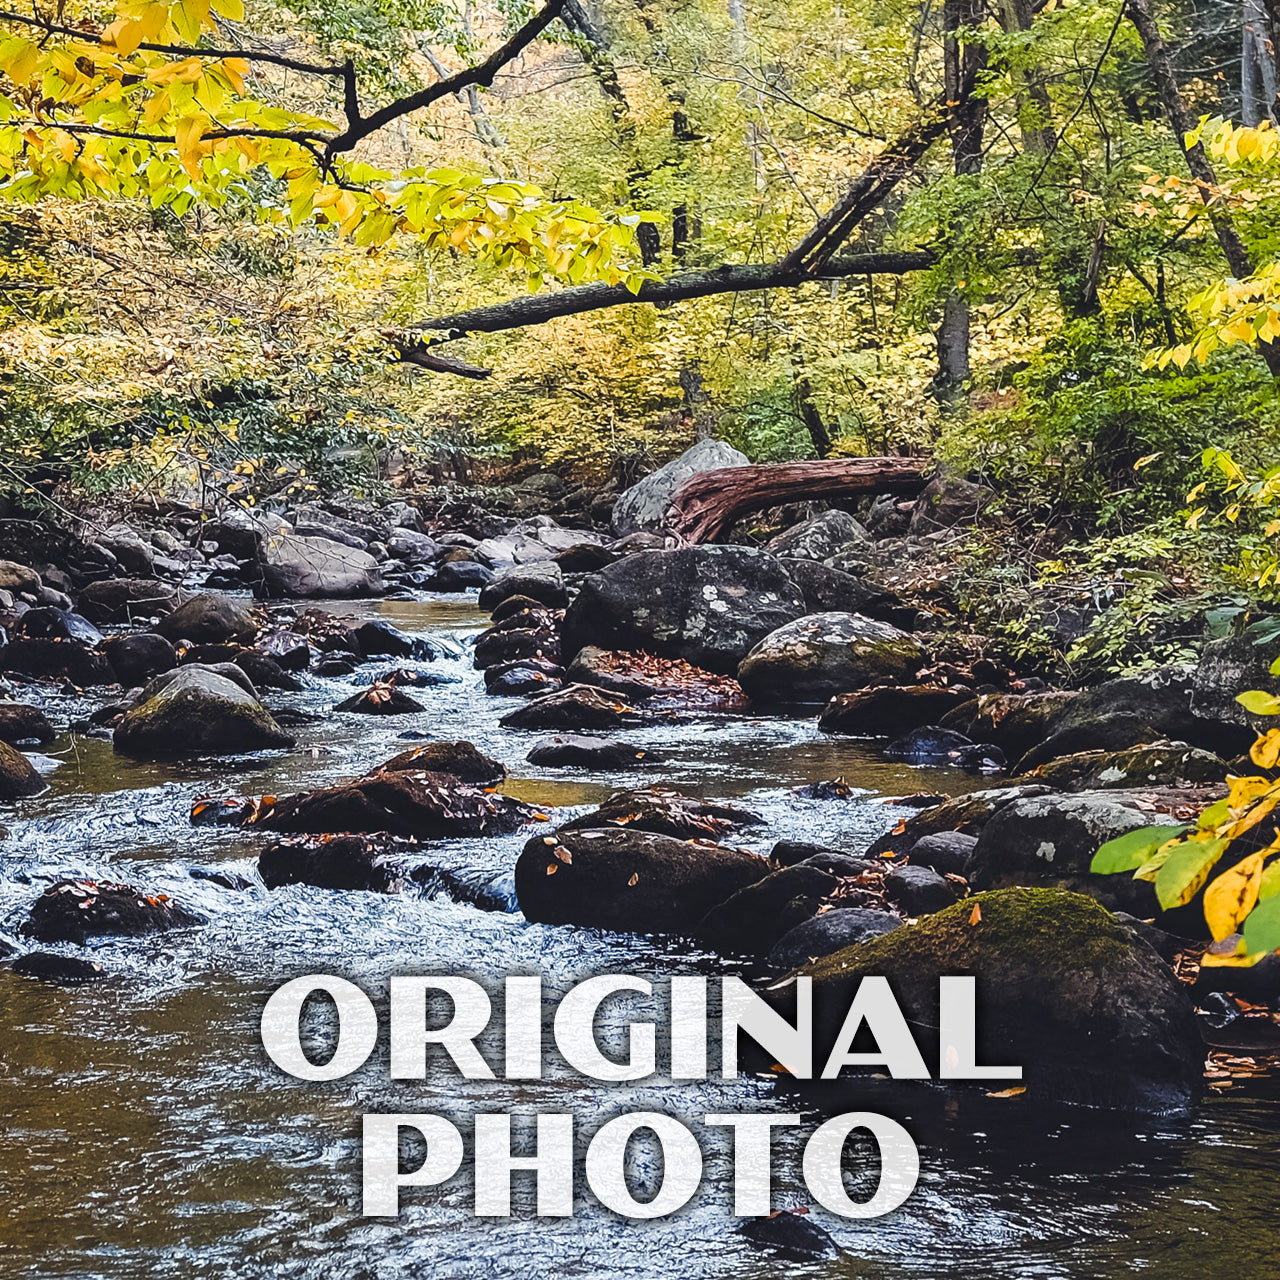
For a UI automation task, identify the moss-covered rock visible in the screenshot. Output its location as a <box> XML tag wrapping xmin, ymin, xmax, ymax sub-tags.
<box><xmin>795</xmin><ymin>887</ymin><xmax>1203</xmax><ymax>1112</ymax></box>
<box><xmin>1019</xmin><ymin>740</ymin><xmax>1228</xmax><ymax>790</ymax></box>
<box><xmin>114</xmin><ymin>666</ymin><xmax>294</xmax><ymax>758</ymax></box>
<box><xmin>738</xmin><ymin>612</ymin><xmax>925</xmax><ymax>704</ymax></box>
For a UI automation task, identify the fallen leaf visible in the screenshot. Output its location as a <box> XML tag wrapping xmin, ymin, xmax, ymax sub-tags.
<box><xmin>985</xmin><ymin>1086</ymin><xmax>1026</xmax><ymax>1098</ymax></box>
<box><xmin>969</xmin><ymin>903</ymin><xmax>982</xmax><ymax>925</ymax></box>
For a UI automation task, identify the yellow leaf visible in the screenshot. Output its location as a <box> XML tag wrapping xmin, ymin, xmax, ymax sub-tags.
<box><xmin>1251</xmin><ymin>729</ymin><xmax>1280</xmax><ymax>769</ymax></box>
<box><xmin>1204</xmin><ymin>851</ymin><xmax>1265</xmax><ymax>941</ymax></box>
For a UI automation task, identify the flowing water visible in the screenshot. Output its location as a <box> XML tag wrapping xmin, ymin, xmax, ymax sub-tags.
<box><xmin>0</xmin><ymin>595</ymin><xmax>1274</xmax><ymax>1279</ymax></box>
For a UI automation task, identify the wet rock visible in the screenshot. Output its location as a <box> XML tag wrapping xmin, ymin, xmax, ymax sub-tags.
<box><xmin>792</xmin><ymin>778</ymin><xmax>857</xmax><ymax>799</ymax></box>
<box><xmin>738</xmin><ymin>612</ymin><xmax>924</xmax><ymax>704</ymax></box>
<box><xmin>429</xmin><ymin>560</ymin><xmax>495</xmax><ymax>591</ymax></box>
<box><xmin>478</xmin><ymin>561</ymin><xmax>568</xmax><ymax>611</ymax></box>
<box><xmin>187</xmin><ymin>866</ymin><xmax>253</xmax><ymax>891</ymax></box>
<box><xmin>473</xmin><ymin>626</ymin><xmax>560</xmax><ymax>670</ymax></box>
<box><xmin>907</xmin><ymin>473</ymin><xmax>994</xmax><ymax>534</ymax></box>
<box><xmin>1191</xmin><ymin>635</ymin><xmax>1280</xmax><ymax>732</ymax></box>
<box><xmin>10</xmin><ymin>952</ymin><xmax>107</xmax><ymax>985</ymax></box>
<box><xmin>23</xmin><ymin>878</ymin><xmax>203</xmax><ymax>944</ymax></box>
<box><xmin>259</xmin><ymin>835</ymin><xmax>405</xmax><ymax>893</ymax></box>
<box><xmin>0</xmin><ymin>741</ymin><xmax>45</xmax><ymax>799</ymax></box>
<box><xmin>965</xmin><ymin>790</ymin><xmax>1184</xmax><ymax>913</ymax></box>
<box><xmin>769</xmin><ymin>839</ymin><xmax>847</xmax><ymax>867</ymax></box>
<box><xmin>794</xmin><ymin>887</ymin><xmax>1204</xmax><ymax>1112</ymax></box>
<box><xmin>386</xmin><ymin>527</ymin><xmax>441</xmax><ymax>565</ymax></box>
<box><xmin>355</xmin><ymin>665</ymin><xmax>457</xmax><ymax>689</ymax></box>
<box><xmin>562</xmin><ymin>546</ymin><xmax>806</xmax><ymax>675</ymax></box>
<box><xmin>564</xmin><ymin>647</ymin><xmax>746</xmax><ymax>709</ymax></box>
<box><xmin>554</xmin><ymin>543</ymin><xmax>618</xmax><ymax>573</ymax></box>
<box><xmin>696</xmin><ymin>863</ymin><xmax>840</xmax><ymax>956</ymax></box>
<box><xmin>939</xmin><ymin>691</ymin><xmax>1080</xmax><ymax>759</ymax></box>
<box><xmin>114</xmin><ymin>666</ymin><xmax>294</xmax><ymax>758</ymax></box>
<box><xmin>861</xmin><ymin>784</ymin><xmax>1056</xmax><ymax>860</ymax></box>
<box><xmin>610</xmin><ymin>439</ymin><xmax>748</xmax><ymax>536</ymax></box>
<box><xmin>252</xmin><ymin>769</ymin><xmax>538</xmax><ymax>838</ymax></box>
<box><xmin>819</xmin><ymin>684</ymin><xmax>972</xmax><ymax>736</ymax></box>
<box><xmin>104</xmin><ymin>633</ymin><xmax>177</xmax><ymax>686</ymax></box>
<box><xmin>499</xmin><ymin>684</ymin><xmax>643</xmax><ymax>732</ymax></box>
<box><xmin>883</xmin><ymin>863</ymin><xmax>959</xmax><ymax>915</ymax></box>
<box><xmin>379</xmin><ymin>741</ymin><xmax>505</xmax><ymax>784</ymax></box>
<box><xmin>481</xmin><ymin>606</ymin><xmax>562</xmax><ymax>638</ymax></box>
<box><xmin>908</xmin><ymin>831</ymin><xmax>978</xmax><ymax>876</ymax></box>
<box><xmin>155</xmin><ymin>593</ymin><xmax>257</xmax><ymax>645</ymax></box>
<box><xmin>514</xmin><ymin>826</ymin><xmax>766</xmax><ymax>933</ymax></box>
<box><xmin>737</xmin><ymin>1212</ymin><xmax>839</xmax><ymax>1261</ymax></box>
<box><xmin>884</xmin><ymin>727</ymin><xmax>1006</xmax><ymax>771</ymax></box>
<box><xmin>232</xmin><ymin>649</ymin><xmax>302</xmax><ymax>692</ymax></box>
<box><xmin>1014</xmin><ymin>667</ymin><xmax>1243</xmax><ymax>772</ymax></box>
<box><xmin>486</xmin><ymin>666</ymin><xmax>562</xmax><ymax>697</ymax></box>
<box><xmin>77</xmin><ymin>577</ymin><xmax>187</xmax><ymax>625</ymax></box>
<box><xmin>558</xmin><ymin>787</ymin><xmax>763</xmax><ymax>841</ymax></box>
<box><xmin>191</xmin><ymin>795</ymin><xmax>259</xmax><ymax>826</ymax></box>
<box><xmin>527</xmin><ymin>735</ymin><xmax>661</xmax><ymax>769</ymax></box>
<box><xmin>1021</xmin><ymin>740</ymin><xmax>1228</xmax><ymax>790</ymax></box>
<box><xmin>0</xmin><ymin>560</ymin><xmax>42</xmax><ymax>595</ymax></box>
<box><xmin>257</xmin><ymin>630</ymin><xmax>312</xmax><ymax>671</ymax></box>
<box><xmin>0</xmin><ymin>702</ymin><xmax>55</xmax><ymax>746</ymax></box>
<box><xmin>15</xmin><ymin>607</ymin><xmax>103</xmax><ymax>645</ymax></box>
<box><xmin>260</xmin><ymin>533</ymin><xmax>383</xmax><ymax>598</ymax></box>
<box><xmin>767</xmin><ymin>509</ymin><xmax>870</xmax><ymax>561</ymax></box>
<box><xmin>142</xmin><ymin>661</ymin><xmax>258</xmax><ymax>700</ymax></box>
<box><xmin>490</xmin><ymin>593</ymin><xmax>547</xmax><ymax>624</ymax></box>
<box><xmin>314</xmin><ymin>656</ymin><xmax>357</xmax><ymax>677</ymax></box>
<box><xmin>94</xmin><ymin>523</ymin><xmax>154</xmax><ymax>576</ymax></box>
<box><xmin>0</xmin><ymin>637</ymin><xmax>111</xmax><ymax>685</ymax></box>
<box><xmin>334</xmin><ymin>684</ymin><xmax>426</xmax><ymax>715</ymax></box>
<box><xmin>767</xmin><ymin>907</ymin><xmax>901</xmax><ymax>969</ymax></box>
<box><xmin>352</xmin><ymin>619</ymin><xmax>429</xmax><ymax>660</ymax></box>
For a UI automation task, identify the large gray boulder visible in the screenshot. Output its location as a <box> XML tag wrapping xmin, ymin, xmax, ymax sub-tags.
<box><xmin>561</xmin><ymin>546</ymin><xmax>806</xmax><ymax>674</ymax></box>
<box><xmin>610</xmin><ymin>440</ymin><xmax>748</xmax><ymax>536</ymax></box>
<box><xmin>766</xmin><ymin>509</ymin><xmax>869</xmax><ymax>562</ymax></box>
<box><xmin>260</xmin><ymin>533</ymin><xmax>383</xmax><ymax>598</ymax></box>
<box><xmin>1191</xmin><ymin>635</ymin><xmax>1280</xmax><ymax>732</ymax></box>
<box><xmin>965</xmin><ymin>789</ymin><xmax>1180</xmax><ymax>913</ymax></box>
<box><xmin>155</xmin><ymin>592</ymin><xmax>256</xmax><ymax>644</ymax></box>
<box><xmin>738</xmin><ymin>612</ymin><xmax>924</xmax><ymax>703</ymax></box>
<box><xmin>114</xmin><ymin>666</ymin><xmax>294</xmax><ymax>758</ymax></box>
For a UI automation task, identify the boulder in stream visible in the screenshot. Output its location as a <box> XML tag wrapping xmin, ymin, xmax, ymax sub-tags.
<box><xmin>379</xmin><ymin>741</ymin><xmax>505</xmax><ymax>784</ymax></box>
<box><xmin>561</xmin><ymin>546</ymin><xmax>806</xmax><ymax>674</ymax></box>
<box><xmin>526</xmin><ymin>735</ymin><xmax>661</xmax><ymax>769</ymax></box>
<box><xmin>738</xmin><ymin>612</ymin><xmax>924</xmax><ymax>703</ymax></box>
<box><xmin>334</xmin><ymin>684</ymin><xmax>425</xmax><ymax>715</ymax></box>
<box><xmin>791</xmin><ymin>887</ymin><xmax>1204</xmax><ymax>1112</ymax></box>
<box><xmin>259</xmin><ymin>835</ymin><xmax>406</xmax><ymax>893</ymax></box>
<box><xmin>22</xmin><ymin>879</ymin><xmax>203</xmax><ymax>944</ymax></box>
<box><xmin>610</xmin><ymin>439</ymin><xmax>748</xmax><ymax>536</ymax></box>
<box><xmin>0</xmin><ymin>740</ymin><xmax>46</xmax><ymax>800</ymax></box>
<box><xmin>515</xmin><ymin>826</ymin><xmax>767</xmax><ymax>933</ymax></box>
<box><xmin>498</xmin><ymin>684</ymin><xmax>643</xmax><ymax>732</ymax></box>
<box><xmin>0</xmin><ymin>702</ymin><xmax>55</xmax><ymax>746</ymax></box>
<box><xmin>104</xmin><ymin>632</ymin><xmax>177</xmax><ymax>685</ymax></box>
<box><xmin>114</xmin><ymin>666</ymin><xmax>294</xmax><ymax>757</ymax></box>
<box><xmin>766</xmin><ymin>907</ymin><xmax>901</xmax><ymax>969</ymax></box>
<box><xmin>251</xmin><ymin>769</ymin><xmax>539</xmax><ymax>838</ymax></box>
<box><xmin>155</xmin><ymin>593</ymin><xmax>257</xmax><ymax>645</ymax></box>
<box><xmin>558</xmin><ymin>786</ymin><xmax>763</xmax><ymax>841</ymax></box>
<box><xmin>260</xmin><ymin>533</ymin><xmax>383</xmax><ymax>598</ymax></box>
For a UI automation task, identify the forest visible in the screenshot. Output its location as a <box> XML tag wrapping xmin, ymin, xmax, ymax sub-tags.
<box><xmin>2</xmin><ymin>0</ymin><xmax>1280</xmax><ymax>1275</ymax></box>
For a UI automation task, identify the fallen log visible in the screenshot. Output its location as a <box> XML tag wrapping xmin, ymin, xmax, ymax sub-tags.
<box><xmin>666</xmin><ymin>458</ymin><xmax>931</xmax><ymax>543</ymax></box>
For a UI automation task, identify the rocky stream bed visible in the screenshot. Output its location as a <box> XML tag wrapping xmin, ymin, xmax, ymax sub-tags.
<box><xmin>2</xmin><ymin>447</ymin><xmax>1280</xmax><ymax>1277</ymax></box>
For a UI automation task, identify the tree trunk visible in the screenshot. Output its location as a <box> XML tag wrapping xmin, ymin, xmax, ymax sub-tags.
<box><xmin>934</xmin><ymin>0</ymin><xmax>987</xmax><ymax>405</ymax></box>
<box><xmin>666</xmin><ymin>458</ymin><xmax>930</xmax><ymax>542</ymax></box>
<box><xmin>1243</xmin><ymin>0</ymin><xmax>1279</xmax><ymax>125</ymax></box>
<box><xmin>1127</xmin><ymin>0</ymin><xmax>1280</xmax><ymax>374</ymax></box>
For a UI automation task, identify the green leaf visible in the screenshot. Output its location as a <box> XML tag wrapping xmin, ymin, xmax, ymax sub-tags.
<box><xmin>1154</xmin><ymin>838</ymin><xmax>1230</xmax><ymax>910</ymax></box>
<box><xmin>1259</xmin><ymin>859</ymin><xmax>1280</xmax><ymax>900</ymax></box>
<box><xmin>1091</xmin><ymin>824</ymin><xmax>1188</xmax><ymax>874</ymax></box>
<box><xmin>1237</xmin><ymin>690</ymin><xmax>1280</xmax><ymax>715</ymax></box>
<box><xmin>1242</xmin><ymin>892</ymin><xmax>1280</xmax><ymax>954</ymax></box>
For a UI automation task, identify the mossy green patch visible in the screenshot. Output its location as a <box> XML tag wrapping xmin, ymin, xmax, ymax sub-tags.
<box><xmin>803</xmin><ymin>887</ymin><xmax>1133</xmax><ymax>982</ymax></box>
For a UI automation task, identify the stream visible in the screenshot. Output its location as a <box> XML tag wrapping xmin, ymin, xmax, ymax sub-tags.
<box><xmin>1</xmin><ymin>594</ymin><xmax>1276</xmax><ymax>1278</ymax></box>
